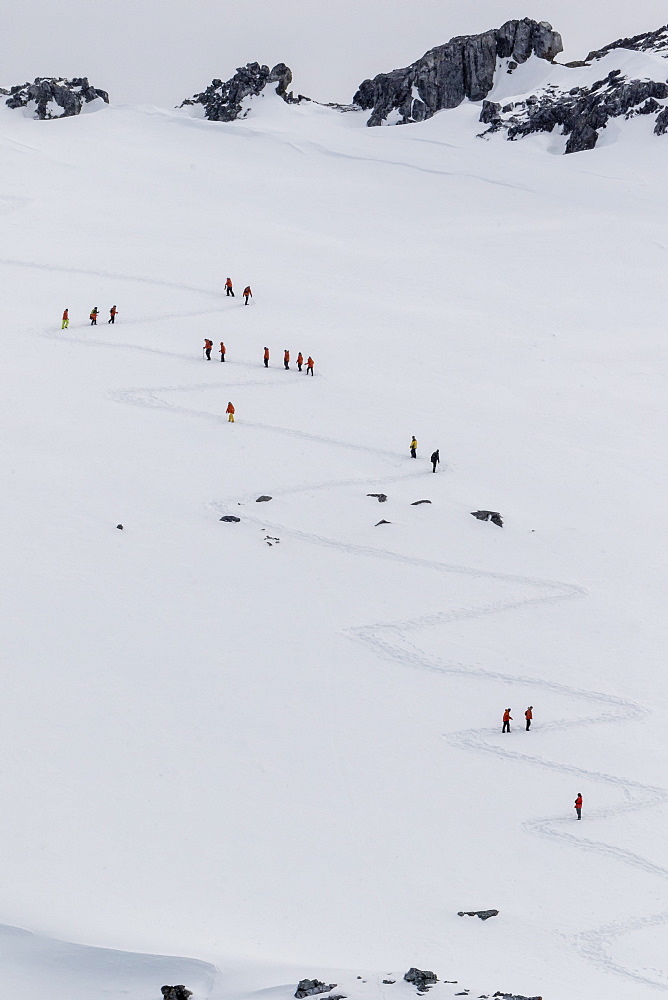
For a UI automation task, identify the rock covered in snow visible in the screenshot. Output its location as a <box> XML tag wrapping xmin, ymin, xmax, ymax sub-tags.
<box><xmin>403</xmin><ymin>968</ymin><xmax>438</xmax><ymax>992</ymax></box>
<box><xmin>584</xmin><ymin>23</ymin><xmax>668</xmax><ymax>60</ymax></box>
<box><xmin>181</xmin><ymin>62</ymin><xmax>302</xmax><ymax>121</ymax></box>
<box><xmin>479</xmin><ymin>69</ymin><xmax>668</xmax><ymax>153</ymax></box>
<box><xmin>353</xmin><ymin>19</ymin><xmax>562</xmax><ymax>126</ymax></box>
<box><xmin>295</xmin><ymin>980</ymin><xmax>337</xmax><ymax>998</ymax></box>
<box><xmin>5</xmin><ymin>77</ymin><xmax>109</xmax><ymax>118</ymax></box>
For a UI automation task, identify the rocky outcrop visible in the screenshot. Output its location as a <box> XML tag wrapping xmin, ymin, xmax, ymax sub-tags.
<box><xmin>181</xmin><ymin>62</ymin><xmax>301</xmax><ymax>120</ymax></box>
<box><xmin>479</xmin><ymin>70</ymin><xmax>668</xmax><ymax>152</ymax></box>
<box><xmin>5</xmin><ymin>77</ymin><xmax>109</xmax><ymax>118</ymax></box>
<box><xmin>585</xmin><ymin>23</ymin><xmax>668</xmax><ymax>60</ymax></box>
<box><xmin>458</xmin><ymin>908</ymin><xmax>499</xmax><ymax>920</ymax></box>
<box><xmin>353</xmin><ymin>19</ymin><xmax>562</xmax><ymax>126</ymax></box>
<box><xmin>403</xmin><ymin>968</ymin><xmax>438</xmax><ymax>993</ymax></box>
<box><xmin>295</xmin><ymin>980</ymin><xmax>337</xmax><ymax>998</ymax></box>
<box><xmin>161</xmin><ymin>987</ymin><xmax>192</xmax><ymax>1000</ymax></box>
<box><xmin>471</xmin><ymin>510</ymin><xmax>503</xmax><ymax>527</ymax></box>
<box><xmin>367</xmin><ymin>493</ymin><xmax>388</xmax><ymax>502</ymax></box>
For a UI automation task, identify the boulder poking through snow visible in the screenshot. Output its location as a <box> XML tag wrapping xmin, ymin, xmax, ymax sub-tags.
<box><xmin>295</xmin><ymin>980</ymin><xmax>338</xmax><ymax>998</ymax></box>
<box><xmin>181</xmin><ymin>62</ymin><xmax>301</xmax><ymax>121</ymax></box>
<box><xmin>403</xmin><ymin>968</ymin><xmax>438</xmax><ymax>992</ymax></box>
<box><xmin>161</xmin><ymin>988</ymin><xmax>192</xmax><ymax>1000</ymax></box>
<box><xmin>5</xmin><ymin>77</ymin><xmax>109</xmax><ymax>118</ymax></box>
<box><xmin>458</xmin><ymin>908</ymin><xmax>499</xmax><ymax>920</ymax></box>
<box><xmin>471</xmin><ymin>510</ymin><xmax>503</xmax><ymax>527</ymax></box>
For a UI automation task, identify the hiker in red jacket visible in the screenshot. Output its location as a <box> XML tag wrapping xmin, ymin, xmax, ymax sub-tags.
<box><xmin>284</xmin><ymin>349</ymin><xmax>290</xmax><ymax>370</ymax></box>
<box><xmin>243</xmin><ymin>285</ymin><xmax>252</xmax><ymax>305</ymax></box>
<box><xmin>204</xmin><ymin>338</ymin><xmax>213</xmax><ymax>360</ymax></box>
<box><xmin>225</xmin><ymin>277</ymin><xmax>234</xmax><ymax>297</ymax></box>
<box><xmin>219</xmin><ymin>341</ymin><xmax>226</xmax><ymax>362</ymax></box>
<box><xmin>263</xmin><ymin>347</ymin><xmax>269</xmax><ymax>368</ymax></box>
<box><xmin>502</xmin><ymin>708</ymin><xmax>512</xmax><ymax>733</ymax></box>
<box><xmin>108</xmin><ymin>305</ymin><xmax>118</xmax><ymax>324</ymax></box>
<box><xmin>296</xmin><ymin>352</ymin><xmax>303</xmax><ymax>372</ymax></box>
<box><xmin>525</xmin><ymin>706</ymin><xmax>533</xmax><ymax>731</ymax></box>
<box><xmin>574</xmin><ymin>793</ymin><xmax>583</xmax><ymax>820</ymax></box>
<box><xmin>306</xmin><ymin>356</ymin><xmax>314</xmax><ymax>376</ymax></box>
<box><xmin>226</xmin><ymin>401</ymin><xmax>235</xmax><ymax>422</ymax></box>
<box><xmin>61</xmin><ymin>308</ymin><xmax>69</xmax><ymax>329</ymax></box>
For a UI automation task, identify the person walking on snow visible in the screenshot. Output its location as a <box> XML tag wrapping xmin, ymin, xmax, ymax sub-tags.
<box><xmin>226</xmin><ymin>401</ymin><xmax>235</xmax><ymax>423</ymax></box>
<box><xmin>284</xmin><ymin>349</ymin><xmax>290</xmax><ymax>370</ymax></box>
<box><xmin>204</xmin><ymin>338</ymin><xmax>213</xmax><ymax>360</ymax></box>
<box><xmin>225</xmin><ymin>277</ymin><xmax>234</xmax><ymax>297</ymax></box>
<box><xmin>575</xmin><ymin>793</ymin><xmax>583</xmax><ymax>820</ymax></box>
<box><xmin>306</xmin><ymin>356</ymin><xmax>314</xmax><ymax>376</ymax></box>
<box><xmin>297</xmin><ymin>352</ymin><xmax>303</xmax><ymax>372</ymax></box>
<box><xmin>431</xmin><ymin>449</ymin><xmax>440</xmax><ymax>473</ymax></box>
<box><xmin>108</xmin><ymin>305</ymin><xmax>118</xmax><ymax>324</ymax></box>
<box><xmin>90</xmin><ymin>307</ymin><xmax>99</xmax><ymax>325</ymax></box>
<box><xmin>502</xmin><ymin>708</ymin><xmax>512</xmax><ymax>733</ymax></box>
<box><xmin>243</xmin><ymin>285</ymin><xmax>252</xmax><ymax>305</ymax></box>
<box><xmin>61</xmin><ymin>308</ymin><xmax>69</xmax><ymax>329</ymax></box>
<box><xmin>264</xmin><ymin>346</ymin><xmax>270</xmax><ymax>367</ymax></box>
<box><xmin>525</xmin><ymin>706</ymin><xmax>533</xmax><ymax>731</ymax></box>
<box><xmin>219</xmin><ymin>341</ymin><xmax>226</xmax><ymax>362</ymax></box>
<box><xmin>410</xmin><ymin>436</ymin><xmax>418</xmax><ymax>459</ymax></box>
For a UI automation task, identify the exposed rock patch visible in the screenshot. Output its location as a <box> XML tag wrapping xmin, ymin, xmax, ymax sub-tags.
<box><xmin>403</xmin><ymin>968</ymin><xmax>438</xmax><ymax>993</ymax></box>
<box><xmin>295</xmin><ymin>980</ymin><xmax>337</xmax><ymax>998</ymax></box>
<box><xmin>375</xmin><ymin>519</ymin><xmax>392</xmax><ymax>526</ymax></box>
<box><xmin>367</xmin><ymin>493</ymin><xmax>387</xmax><ymax>502</ymax></box>
<box><xmin>256</xmin><ymin>495</ymin><xmax>273</xmax><ymax>502</ymax></box>
<box><xmin>181</xmin><ymin>63</ymin><xmax>302</xmax><ymax>120</ymax></box>
<box><xmin>5</xmin><ymin>77</ymin><xmax>109</xmax><ymax>118</ymax></box>
<box><xmin>161</xmin><ymin>988</ymin><xmax>192</xmax><ymax>1000</ymax></box>
<box><xmin>458</xmin><ymin>908</ymin><xmax>499</xmax><ymax>920</ymax></box>
<box><xmin>471</xmin><ymin>510</ymin><xmax>503</xmax><ymax>527</ymax></box>
<box><xmin>411</xmin><ymin>500</ymin><xmax>432</xmax><ymax>505</ymax></box>
<box><xmin>353</xmin><ymin>19</ymin><xmax>562</xmax><ymax>126</ymax></box>
<box><xmin>220</xmin><ymin>515</ymin><xmax>241</xmax><ymax>522</ymax></box>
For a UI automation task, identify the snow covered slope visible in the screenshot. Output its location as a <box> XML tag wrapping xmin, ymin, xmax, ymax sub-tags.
<box><xmin>0</xmin><ymin>53</ymin><xmax>666</xmax><ymax>1000</ymax></box>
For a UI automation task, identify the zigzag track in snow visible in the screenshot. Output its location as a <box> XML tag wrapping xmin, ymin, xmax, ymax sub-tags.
<box><xmin>39</xmin><ymin>263</ymin><xmax>668</xmax><ymax>991</ymax></box>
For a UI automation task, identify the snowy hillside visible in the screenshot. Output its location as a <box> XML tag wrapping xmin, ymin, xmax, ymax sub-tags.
<box><xmin>1</xmin><ymin>16</ymin><xmax>667</xmax><ymax>1000</ymax></box>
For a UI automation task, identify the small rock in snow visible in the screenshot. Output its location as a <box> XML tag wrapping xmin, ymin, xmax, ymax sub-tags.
<box><xmin>375</xmin><ymin>519</ymin><xmax>391</xmax><ymax>526</ymax></box>
<box><xmin>367</xmin><ymin>493</ymin><xmax>387</xmax><ymax>502</ymax></box>
<box><xmin>470</xmin><ymin>510</ymin><xmax>503</xmax><ymax>527</ymax></box>
<box><xmin>411</xmin><ymin>500</ymin><xmax>432</xmax><ymax>505</ymax></box>
<box><xmin>116</xmin><ymin>524</ymin><xmax>124</xmax><ymax>530</ymax></box>
<box><xmin>256</xmin><ymin>495</ymin><xmax>272</xmax><ymax>502</ymax></box>
<box><xmin>161</xmin><ymin>988</ymin><xmax>192</xmax><ymax>1000</ymax></box>
<box><xmin>295</xmin><ymin>981</ymin><xmax>338</xmax><ymax>999</ymax></box>
<box><xmin>220</xmin><ymin>515</ymin><xmax>241</xmax><ymax>522</ymax></box>
<box><xmin>458</xmin><ymin>909</ymin><xmax>499</xmax><ymax>920</ymax></box>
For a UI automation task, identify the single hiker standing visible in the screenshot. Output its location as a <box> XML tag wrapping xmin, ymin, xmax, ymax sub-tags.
<box><xmin>243</xmin><ymin>285</ymin><xmax>252</xmax><ymax>305</ymax></box>
<box><xmin>108</xmin><ymin>305</ymin><xmax>118</xmax><ymax>324</ymax></box>
<box><xmin>296</xmin><ymin>352</ymin><xmax>303</xmax><ymax>372</ymax></box>
<box><xmin>284</xmin><ymin>349</ymin><xmax>290</xmax><ymax>370</ymax></box>
<box><xmin>61</xmin><ymin>308</ymin><xmax>69</xmax><ymax>329</ymax></box>
<box><xmin>306</xmin><ymin>356</ymin><xmax>314</xmax><ymax>376</ymax></box>
<box><xmin>574</xmin><ymin>793</ymin><xmax>583</xmax><ymax>820</ymax></box>
<box><xmin>525</xmin><ymin>706</ymin><xmax>533</xmax><ymax>731</ymax></box>
<box><xmin>90</xmin><ymin>307</ymin><xmax>99</xmax><ymax>326</ymax></box>
<box><xmin>502</xmin><ymin>708</ymin><xmax>512</xmax><ymax>733</ymax></box>
<box><xmin>430</xmin><ymin>448</ymin><xmax>440</xmax><ymax>473</ymax></box>
<box><xmin>263</xmin><ymin>346</ymin><xmax>269</xmax><ymax>367</ymax></box>
<box><xmin>226</xmin><ymin>401</ymin><xmax>235</xmax><ymax>423</ymax></box>
<box><xmin>219</xmin><ymin>341</ymin><xmax>226</xmax><ymax>362</ymax></box>
<box><xmin>410</xmin><ymin>436</ymin><xmax>418</xmax><ymax>459</ymax></box>
<box><xmin>204</xmin><ymin>338</ymin><xmax>213</xmax><ymax>360</ymax></box>
<box><xmin>225</xmin><ymin>277</ymin><xmax>234</xmax><ymax>297</ymax></box>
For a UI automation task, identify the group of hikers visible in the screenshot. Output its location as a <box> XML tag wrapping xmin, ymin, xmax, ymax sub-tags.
<box><xmin>502</xmin><ymin>708</ymin><xmax>584</xmax><ymax>819</ymax></box>
<box><xmin>224</xmin><ymin>277</ymin><xmax>252</xmax><ymax>305</ymax></box>
<box><xmin>410</xmin><ymin>438</ymin><xmax>441</xmax><ymax>472</ymax></box>
<box><xmin>61</xmin><ymin>306</ymin><xmax>117</xmax><ymax>328</ymax></box>
<box><xmin>202</xmin><ymin>340</ymin><xmax>315</xmax><ymax>375</ymax></box>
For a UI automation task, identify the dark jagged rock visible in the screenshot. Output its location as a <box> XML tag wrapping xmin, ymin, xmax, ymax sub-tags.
<box><xmin>353</xmin><ymin>19</ymin><xmax>562</xmax><ymax>126</ymax></box>
<box><xmin>256</xmin><ymin>495</ymin><xmax>272</xmax><ymax>502</ymax></box>
<box><xmin>295</xmin><ymin>980</ymin><xmax>337</xmax><ymax>998</ymax></box>
<box><xmin>492</xmin><ymin>993</ymin><xmax>543</xmax><ymax>1000</ymax></box>
<box><xmin>5</xmin><ymin>77</ymin><xmax>109</xmax><ymax>118</ymax></box>
<box><xmin>375</xmin><ymin>519</ymin><xmax>391</xmax><ymax>526</ymax></box>
<box><xmin>367</xmin><ymin>493</ymin><xmax>387</xmax><ymax>502</ymax></box>
<box><xmin>116</xmin><ymin>524</ymin><xmax>124</xmax><ymax>530</ymax></box>
<box><xmin>411</xmin><ymin>500</ymin><xmax>432</xmax><ymax>505</ymax></box>
<box><xmin>220</xmin><ymin>515</ymin><xmax>241</xmax><ymax>522</ymax></box>
<box><xmin>654</xmin><ymin>106</ymin><xmax>668</xmax><ymax>134</ymax></box>
<box><xmin>382</xmin><ymin>981</ymin><xmax>396</xmax><ymax>985</ymax></box>
<box><xmin>585</xmin><ymin>23</ymin><xmax>668</xmax><ymax>60</ymax></box>
<box><xmin>458</xmin><ymin>909</ymin><xmax>499</xmax><ymax>920</ymax></box>
<box><xmin>471</xmin><ymin>511</ymin><xmax>503</xmax><ymax>527</ymax></box>
<box><xmin>403</xmin><ymin>969</ymin><xmax>438</xmax><ymax>993</ymax></box>
<box><xmin>161</xmin><ymin>988</ymin><xmax>192</xmax><ymax>1000</ymax></box>
<box><xmin>181</xmin><ymin>62</ymin><xmax>302</xmax><ymax>121</ymax></box>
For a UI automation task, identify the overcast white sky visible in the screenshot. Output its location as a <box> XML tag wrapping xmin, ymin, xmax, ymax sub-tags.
<box><xmin>1</xmin><ymin>0</ymin><xmax>666</xmax><ymax>106</ymax></box>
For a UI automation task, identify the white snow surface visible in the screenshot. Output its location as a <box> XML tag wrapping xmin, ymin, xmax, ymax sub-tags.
<box><xmin>1</xmin><ymin>74</ymin><xmax>667</xmax><ymax>1000</ymax></box>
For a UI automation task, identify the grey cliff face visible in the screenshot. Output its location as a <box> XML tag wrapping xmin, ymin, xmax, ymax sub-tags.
<box><xmin>181</xmin><ymin>62</ymin><xmax>300</xmax><ymax>120</ymax></box>
<box><xmin>5</xmin><ymin>77</ymin><xmax>109</xmax><ymax>118</ymax></box>
<box><xmin>353</xmin><ymin>18</ymin><xmax>563</xmax><ymax>126</ymax></box>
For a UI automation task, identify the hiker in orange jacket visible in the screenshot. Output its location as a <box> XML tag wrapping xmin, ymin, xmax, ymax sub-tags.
<box><xmin>90</xmin><ymin>307</ymin><xmax>99</xmax><ymax>325</ymax></box>
<box><xmin>225</xmin><ymin>277</ymin><xmax>234</xmax><ymax>297</ymax></box>
<box><xmin>204</xmin><ymin>338</ymin><xmax>213</xmax><ymax>360</ymax></box>
<box><xmin>306</xmin><ymin>356</ymin><xmax>314</xmax><ymax>376</ymax></box>
<box><xmin>525</xmin><ymin>706</ymin><xmax>533</xmax><ymax>731</ymax></box>
<box><xmin>574</xmin><ymin>794</ymin><xmax>583</xmax><ymax>819</ymax></box>
<box><xmin>219</xmin><ymin>341</ymin><xmax>226</xmax><ymax>362</ymax></box>
<box><xmin>263</xmin><ymin>347</ymin><xmax>269</xmax><ymax>368</ymax></box>
<box><xmin>502</xmin><ymin>708</ymin><xmax>512</xmax><ymax>734</ymax></box>
<box><xmin>296</xmin><ymin>352</ymin><xmax>303</xmax><ymax>372</ymax></box>
<box><xmin>284</xmin><ymin>349</ymin><xmax>290</xmax><ymax>370</ymax></box>
<box><xmin>108</xmin><ymin>305</ymin><xmax>118</xmax><ymax>324</ymax></box>
<box><xmin>243</xmin><ymin>285</ymin><xmax>252</xmax><ymax>305</ymax></box>
<box><xmin>61</xmin><ymin>308</ymin><xmax>69</xmax><ymax>329</ymax></box>
<box><xmin>226</xmin><ymin>401</ymin><xmax>235</xmax><ymax>422</ymax></box>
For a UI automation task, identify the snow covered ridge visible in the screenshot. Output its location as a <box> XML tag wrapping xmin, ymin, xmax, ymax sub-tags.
<box><xmin>3</xmin><ymin>76</ymin><xmax>109</xmax><ymax>118</ymax></box>
<box><xmin>353</xmin><ymin>18</ymin><xmax>563</xmax><ymax>126</ymax></box>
